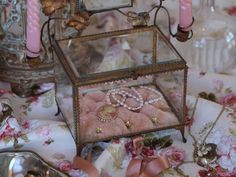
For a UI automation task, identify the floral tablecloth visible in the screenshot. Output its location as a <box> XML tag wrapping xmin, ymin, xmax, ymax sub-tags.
<box><xmin>1</xmin><ymin>68</ymin><xmax>236</xmax><ymax>177</ymax></box>
<box><xmin>1</xmin><ymin>1</ymin><xmax>236</xmax><ymax>177</ymax></box>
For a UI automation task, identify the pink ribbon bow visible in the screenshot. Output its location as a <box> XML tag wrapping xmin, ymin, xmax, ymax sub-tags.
<box><xmin>73</xmin><ymin>156</ymin><xmax>99</xmax><ymax>177</ymax></box>
<box><xmin>126</xmin><ymin>137</ymin><xmax>170</xmax><ymax>177</ymax></box>
<box><xmin>126</xmin><ymin>156</ymin><xmax>170</xmax><ymax>177</ymax></box>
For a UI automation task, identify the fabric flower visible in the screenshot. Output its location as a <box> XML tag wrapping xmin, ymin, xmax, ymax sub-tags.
<box><xmin>34</xmin><ymin>124</ymin><xmax>51</xmax><ymax>137</ymax></box>
<box><xmin>220</xmin><ymin>94</ymin><xmax>236</xmax><ymax>107</ymax></box>
<box><xmin>215</xmin><ymin>166</ymin><xmax>236</xmax><ymax>177</ymax></box>
<box><xmin>185</xmin><ymin>116</ymin><xmax>194</xmax><ymax>127</ymax></box>
<box><xmin>198</xmin><ymin>166</ymin><xmax>236</xmax><ymax>177</ymax></box>
<box><xmin>198</xmin><ymin>168</ymin><xmax>217</xmax><ymax>177</ymax></box>
<box><xmin>124</xmin><ymin>139</ymin><xmax>154</xmax><ymax>158</ymax></box>
<box><xmin>159</xmin><ymin>146</ymin><xmax>185</xmax><ymax>167</ymax></box>
<box><xmin>217</xmin><ymin>135</ymin><xmax>236</xmax><ymax>172</ymax></box>
<box><xmin>0</xmin><ymin>89</ymin><xmax>12</xmax><ymax>95</ymax></box>
<box><xmin>21</xmin><ymin>121</ymin><xmax>30</xmax><ymax>129</ymax></box>
<box><xmin>0</xmin><ymin>117</ymin><xmax>22</xmax><ymax>140</ymax></box>
<box><xmin>225</xmin><ymin>6</ymin><xmax>236</xmax><ymax>16</ymax></box>
<box><xmin>184</xmin><ymin>106</ymin><xmax>194</xmax><ymax>127</ymax></box>
<box><xmin>56</xmin><ymin>160</ymin><xmax>73</xmax><ymax>172</ymax></box>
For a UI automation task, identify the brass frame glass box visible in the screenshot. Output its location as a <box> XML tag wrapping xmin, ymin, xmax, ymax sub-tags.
<box><xmin>52</xmin><ymin>25</ymin><xmax>188</xmax><ymax>150</ymax></box>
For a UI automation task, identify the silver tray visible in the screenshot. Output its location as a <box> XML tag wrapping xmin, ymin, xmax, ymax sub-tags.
<box><xmin>0</xmin><ymin>151</ymin><xmax>69</xmax><ymax>177</ymax></box>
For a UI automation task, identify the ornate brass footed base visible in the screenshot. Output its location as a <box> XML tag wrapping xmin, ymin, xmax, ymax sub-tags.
<box><xmin>0</xmin><ymin>49</ymin><xmax>55</xmax><ymax>98</ymax></box>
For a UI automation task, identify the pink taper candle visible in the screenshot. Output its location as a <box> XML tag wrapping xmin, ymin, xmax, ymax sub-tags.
<box><xmin>26</xmin><ymin>0</ymin><xmax>41</xmax><ymax>58</ymax></box>
<box><xmin>179</xmin><ymin>0</ymin><xmax>193</xmax><ymax>31</ymax></box>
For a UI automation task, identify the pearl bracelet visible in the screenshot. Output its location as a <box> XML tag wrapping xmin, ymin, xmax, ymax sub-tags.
<box><xmin>106</xmin><ymin>86</ymin><xmax>162</xmax><ymax>111</ymax></box>
<box><xmin>140</xmin><ymin>86</ymin><xmax>162</xmax><ymax>104</ymax></box>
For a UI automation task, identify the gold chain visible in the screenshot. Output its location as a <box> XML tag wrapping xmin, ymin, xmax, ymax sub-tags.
<box><xmin>175</xmin><ymin>97</ymin><xmax>225</xmax><ymax>176</ymax></box>
<box><xmin>189</xmin><ymin>97</ymin><xmax>225</xmax><ymax>145</ymax></box>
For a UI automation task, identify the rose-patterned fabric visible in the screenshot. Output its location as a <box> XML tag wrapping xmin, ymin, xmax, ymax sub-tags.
<box><xmin>1</xmin><ymin>1</ymin><xmax>236</xmax><ymax>177</ymax></box>
<box><xmin>1</xmin><ymin>69</ymin><xmax>236</xmax><ymax>177</ymax></box>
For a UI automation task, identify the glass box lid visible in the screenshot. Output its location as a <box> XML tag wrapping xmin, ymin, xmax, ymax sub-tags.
<box><xmin>53</xmin><ymin>26</ymin><xmax>186</xmax><ymax>85</ymax></box>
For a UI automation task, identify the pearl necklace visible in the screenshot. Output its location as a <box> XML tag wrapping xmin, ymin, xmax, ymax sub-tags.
<box><xmin>140</xmin><ymin>86</ymin><xmax>162</xmax><ymax>104</ymax></box>
<box><xmin>106</xmin><ymin>86</ymin><xmax>162</xmax><ymax>111</ymax></box>
<box><xmin>106</xmin><ymin>87</ymin><xmax>144</xmax><ymax>111</ymax></box>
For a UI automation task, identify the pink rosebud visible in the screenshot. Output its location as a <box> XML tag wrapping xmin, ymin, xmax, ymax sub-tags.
<box><xmin>215</xmin><ymin>166</ymin><xmax>234</xmax><ymax>177</ymax></box>
<box><xmin>220</xmin><ymin>94</ymin><xmax>236</xmax><ymax>107</ymax></box>
<box><xmin>133</xmin><ymin>136</ymin><xmax>144</xmax><ymax>152</ymax></box>
<box><xmin>160</xmin><ymin>146</ymin><xmax>185</xmax><ymax>167</ymax></box>
<box><xmin>225</xmin><ymin>6</ymin><xmax>236</xmax><ymax>16</ymax></box>
<box><xmin>57</xmin><ymin>161</ymin><xmax>73</xmax><ymax>172</ymax></box>
<box><xmin>22</xmin><ymin>121</ymin><xmax>30</xmax><ymax>129</ymax></box>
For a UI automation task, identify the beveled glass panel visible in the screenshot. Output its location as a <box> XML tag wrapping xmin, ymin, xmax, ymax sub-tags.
<box><xmin>154</xmin><ymin>69</ymin><xmax>186</xmax><ymax>123</ymax></box>
<box><xmin>78</xmin><ymin>74</ymin><xmax>180</xmax><ymax>143</ymax></box>
<box><xmin>157</xmin><ymin>32</ymin><xmax>183</xmax><ymax>63</ymax></box>
<box><xmin>58</xmin><ymin>30</ymin><xmax>154</xmax><ymax>77</ymax></box>
<box><xmin>54</xmin><ymin>55</ymin><xmax>75</xmax><ymax>139</ymax></box>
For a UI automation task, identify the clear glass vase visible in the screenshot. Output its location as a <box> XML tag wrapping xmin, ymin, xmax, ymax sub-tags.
<box><xmin>175</xmin><ymin>0</ymin><xmax>236</xmax><ymax>73</ymax></box>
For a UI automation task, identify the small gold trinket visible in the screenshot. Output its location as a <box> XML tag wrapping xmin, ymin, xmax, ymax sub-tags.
<box><xmin>151</xmin><ymin>117</ymin><xmax>159</xmax><ymax>125</ymax></box>
<box><xmin>194</xmin><ymin>143</ymin><xmax>218</xmax><ymax>167</ymax></box>
<box><xmin>124</xmin><ymin>120</ymin><xmax>131</xmax><ymax>129</ymax></box>
<box><xmin>97</xmin><ymin>105</ymin><xmax>118</xmax><ymax>123</ymax></box>
<box><xmin>96</xmin><ymin>127</ymin><xmax>102</xmax><ymax>134</ymax></box>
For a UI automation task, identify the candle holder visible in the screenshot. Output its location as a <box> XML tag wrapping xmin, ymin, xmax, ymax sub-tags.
<box><xmin>0</xmin><ymin>0</ymin><xmax>54</xmax><ymax>97</ymax></box>
<box><xmin>175</xmin><ymin>18</ymin><xmax>194</xmax><ymax>42</ymax></box>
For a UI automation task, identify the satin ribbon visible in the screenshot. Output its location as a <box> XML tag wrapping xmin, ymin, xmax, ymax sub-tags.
<box><xmin>126</xmin><ymin>156</ymin><xmax>170</xmax><ymax>177</ymax></box>
<box><xmin>126</xmin><ymin>137</ymin><xmax>170</xmax><ymax>177</ymax></box>
<box><xmin>72</xmin><ymin>156</ymin><xmax>99</xmax><ymax>177</ymax></box>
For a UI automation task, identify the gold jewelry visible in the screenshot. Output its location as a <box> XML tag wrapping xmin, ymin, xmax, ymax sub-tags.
<box><xmin>175</xmin><ymin>97</ymin><xmax>225</xmax><ymax>177</ymax></box>
<box><xmin>97</xmin><ymin>105</ymin><xmax>118</xmax><ymax>123</ymax></box>
<box><xmin>124</xmin><ymin>120</ymin><xmax>131</xmax><ymax>129</ymax></box>
<box><xmin>96</xmin><ymin>127</ymin><xmax>102</xmax><ymax>134</ymax></box>
<box><xmin>189</xmin><ymin>98</ymin><xmax>225</xmax><ymax>168</ymax></box>
<box><xmin>151</xmin><ymin>117</ymin><xmax>159</xmax><ymax>125</ymax></box>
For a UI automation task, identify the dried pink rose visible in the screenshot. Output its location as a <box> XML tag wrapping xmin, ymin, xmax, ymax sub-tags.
<box><xmin>57</xmin><ymin>160</ymin><xmax>73</xmax><ymax>172</ymax></box>
<box><xmin>159</xmin><ymin>146</ymin><xmax>185</xmax><ymax>167</ymax></box>
<box><xmin>220</xmin><ymin>94</ymin><xmax>236</xmax><ymax>107</ymax></box>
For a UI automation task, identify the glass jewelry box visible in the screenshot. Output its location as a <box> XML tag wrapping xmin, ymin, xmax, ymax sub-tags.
<box><xmin>52</xmin><ymin>25</ymin><xmax>188</xmax><ymax>150</ymax></box>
